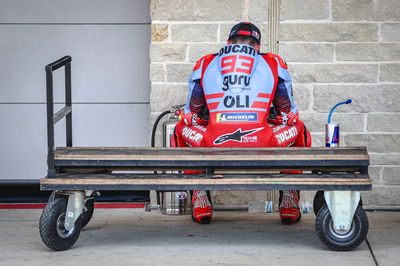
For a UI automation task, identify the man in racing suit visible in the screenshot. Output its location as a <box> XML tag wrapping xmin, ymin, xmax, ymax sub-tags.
<box><xmin>173</xmin><ymin>22</ymin><xmax>311</xmax><ymax>225</ymax></box>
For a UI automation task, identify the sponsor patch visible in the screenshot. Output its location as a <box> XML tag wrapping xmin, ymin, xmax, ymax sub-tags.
<box><xmin>217</xmin><ymin>112</ymin><xmax>258</xmax><ymax>122</ymax></box>
<box><xmin>193</xmin><ymin>125</ymin><xmax>207</xmax><ymax>132</ymax></box>
<box><xmin>182</xmin><ymin>127</ymin><xmax>204</xmax><ymax>143</ymax></box>
<box><xmin>272</xmin><ymin>125</ymin><xmax>286</xmax><ymax>133</ymax></box>
<box><xmin>214</xmin><ymin>127</ymin><xmax>263</xmax><ymax>145</ymax></box>
<box><xmin>219</xmin><ymin>44</ymin><xmax>256</xmax><ymax>94</ymax></box>
<box><xmin>176</xmin><ymin>192</ymin><xmax>188</xmax><ymax>200</ymax></box>
<box><xmin>275</xmin><ymin>126</ymin><xmax>298</xmax><ymax>144</ymax></box>
<box><xmin>252</xmin><ymin>30</ymin><xmax>260</xmax><ymax>40</ymax></box>
<box><xmin>223</xmin><ymin>95</ymin><xmax>250</xmax><ymax>108</ymax></box>
<box><xmin>242</xmin><ymin>136</ymin><xmax>258</xmax><ymax>143</ymax></box>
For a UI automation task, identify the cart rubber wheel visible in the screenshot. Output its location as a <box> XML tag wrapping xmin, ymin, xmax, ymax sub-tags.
<box><xmin>81</xmin><ymin>199</ymin><xmax>94</xmax><ymax>228</ymax></box>
<box><xmin>313</xmin><ymin>191</ymin><xmax>363</xmax><ymax>216</ymax></box>
<box><xmin>315</xmin><ymin>204</ymin><xmax>368</xmax><ymax>251</ymax></box>
<box><xmin>39</xmin><ymin>197</ymin><xmax>82</xmax><ymax>251</ymax></box>
<box><xmin>313</xmin><ymin>191</ymin><xmax>325</xmax><ymax>215</ymax></box>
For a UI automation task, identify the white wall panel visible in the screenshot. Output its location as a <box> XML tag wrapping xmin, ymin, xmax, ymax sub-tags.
<box><xmin>0</xmin><ymin>0</ymin><xmax>149</xmax><ymax>23</ymax></box>
<box><xmin>72</xmin><ymin>104</ymin><xmax>150</xmax><ymax>147</ymax></box>
<box><xmin>0</xmin><ymin>0</ymin><xmax>150</xmax><ymax>180</ymax></box>
<box><xmin>0</xmin><ymin>104</ymin><xmax>149</xmax><ymax>179</ymax></box>
<box><xmin>0</xmin><ymin>25</ymin><xmax>150</xmax><ymax>103</ymax></box>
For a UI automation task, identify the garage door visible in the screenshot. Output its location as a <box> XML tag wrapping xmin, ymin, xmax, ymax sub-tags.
<box><xmin>0</xmin><ymin>0</ymin><xmax>150</xmax><ymax>180</ymax></box>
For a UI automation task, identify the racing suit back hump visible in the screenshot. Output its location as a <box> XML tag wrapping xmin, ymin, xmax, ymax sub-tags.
<box><xmin>191</xmin><ymin>44</ymin><xmax>281</xmax><ymax>146</ymax></box>
<box><xmin>201</xmin><ymin>44</ymin><xmax>278</xmax><ymax>125</ymax></box>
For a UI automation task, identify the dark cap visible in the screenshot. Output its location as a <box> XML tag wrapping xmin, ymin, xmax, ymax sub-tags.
<box><xmin>228</xmin><ymin>22</ymin><xmax>261</xmax><ymax>43</ymax></box>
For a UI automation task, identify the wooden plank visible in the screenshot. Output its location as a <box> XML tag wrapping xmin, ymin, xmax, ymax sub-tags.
<box><xmin>54</xmin><ymin>159</ymin><xmax>369</xmax><ymax>169</ymax></box>
<box><xmin>42</xmin><ymin>178</ymin><xmax>372</xmax><ymax>184</ymax></box>
<box><xmin>47</xmin><ymin>173</ymin><xmax>371</xmax><ymax>180</ymax></box>
<box><xmin>55</xmin><ymin>146</ymin><xmax>367</xmax><ymax>153</ymax></box>
<box><xmin>41</xmin><ymin>179</ymin><xmax>372</xmax><ymax>186</ymax></box>
<box><xmin>40</xmin><ymin>183</ymin><xmax>372</xmax><ymax>191</ymax></box>
<box><xmin>54</xmin><ymin>147</ymin><xmax>369</xmax><ymax>161</ymax></box>
<box><xmin>55</xmin><ymin>153</ymin><xmax>368</xmax><ymax>161</ymax></box>
<box><xmin>40</xmin><ymin>173</ymin><xmax>372</xmax><ymax>191</ymax></box>
<box><xmin>56</xmin><ymin>166</ymin><xmax>363</xmax><ymax>173</ymax></box>
<box><xmin>40</xmin><ymin>173</ymin><xmax>371</xmax><ymax>185</ymax></box>
<box><xmin>54</xmin><ymin>147</ymin><xmax>369</xmax><ymax>171</ymax></box>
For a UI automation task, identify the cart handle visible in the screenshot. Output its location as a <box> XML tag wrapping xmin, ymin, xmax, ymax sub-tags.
<box><xmin>45</xmin><ymin>56</ymin><xmax>73</xmax><ymax>177</ymax></box>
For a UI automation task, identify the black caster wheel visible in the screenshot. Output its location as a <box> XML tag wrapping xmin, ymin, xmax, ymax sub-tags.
<box><xmin>81</xmin><ymin>199</ymin><xmax>94</xmax><ymax>228</ymax></box>
<box><xmin>39</xmin><ymin>197</ymin><xmax>82</xmax><ymax>251</ymax></box>
<box><xmin>313</xmin><ymin>191</ymin><xmax>325</xmax><ymax>215</ymax></box>
<box><xmin>315</xmin><ymin>204</ymin><xmax>369</xmax><ymax>251</ymax></box>
<box><xmin>313</xmin><ymin>191</ymin><xmax>363</xmax><ymax>216</ymax></box>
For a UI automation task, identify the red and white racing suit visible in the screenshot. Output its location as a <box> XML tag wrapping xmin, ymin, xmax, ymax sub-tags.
<box><xmin>174</xmin><ymin>44</ymin><xmax>311</xmax><ymax>149</ymax></box>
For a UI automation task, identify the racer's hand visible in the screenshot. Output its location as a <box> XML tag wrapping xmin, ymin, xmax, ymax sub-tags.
<box><xmin>180</xmin><ymin>111</ymin><xmax>193</xmax><ymax>125</ymax></box>
<box><xmin>181</xmin><ymin>112</ymin><xmax>207</xmax><ymax>126</ymax></box>
<box><xmin>275</xmin><ymin>111</ymin><xmax>298</xmax><ymax>126</ymax></box>
<box><xmin>286</xmin><ymin>111</ymin><xmax>298</xmax><ymax>125</ymax></box>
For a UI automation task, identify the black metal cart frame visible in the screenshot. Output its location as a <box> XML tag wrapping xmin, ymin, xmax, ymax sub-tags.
<box><xmin>39</xmin><ymin>56</ymin><xmax>372</xmax><ymax>252</ymax></box>
<box><xmin>46</xmin><ymin>55</ymin><xmax>72</xmax><ymax>178</ymax></box>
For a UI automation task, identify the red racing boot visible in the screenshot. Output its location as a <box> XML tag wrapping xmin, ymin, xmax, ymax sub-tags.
<box><xmin>191</xmin><ymin>190</ymin><xmax>213</xmax><ymax>224</ymax></box>
<box><xmin>279</xmin><ymin>190</ymin><xmax>301</xmax><ymax>225</ymax></box>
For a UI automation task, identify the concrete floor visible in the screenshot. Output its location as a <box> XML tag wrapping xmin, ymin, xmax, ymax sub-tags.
<box><xmin>0</xmin><ymin>208</ymin><xmax>399</xmax><ymax>266</ymax></box>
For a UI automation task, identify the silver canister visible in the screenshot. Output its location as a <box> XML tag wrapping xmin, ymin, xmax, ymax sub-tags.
<box><xmin>160</xmin><ymin>191</ymin><xmax>192</xmax><ymax>215</ymax></box>
<box><xmin>325</xmin><ymin>123</ymin><xmax>340</xmax><ymax>147</ymax></box>
<box><xmin>160</xmin><ymin>112</ymin><xmax>191</xmax><ymax>215</ymax></box>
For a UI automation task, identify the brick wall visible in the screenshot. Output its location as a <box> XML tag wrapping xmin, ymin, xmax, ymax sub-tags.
<box><xmin>149</xmin><ymin>0</ymin><xmax>400</xmax><ymax>207</ymax></box>
<box><xmin>278</xmin><ymin>0</ymin><xmax>400</xmax><ymax>207</ymax></box>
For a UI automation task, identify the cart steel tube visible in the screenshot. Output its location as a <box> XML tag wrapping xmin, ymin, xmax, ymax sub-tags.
<box><xmin>46</xmin><ymin>69</ymin><xmax>55</xmax><ymax>177</ymax></box>
<box><xmin>45</xmin><ymin>56</ymin><xmax>72</xmax><ymax>72</ymax></box>
<box><xmin>45</xmin><ymin>56</ymin><xmax>73</xmax><ymax>178</ymax></box>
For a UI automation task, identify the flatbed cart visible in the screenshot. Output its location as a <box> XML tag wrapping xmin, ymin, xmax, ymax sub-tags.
<box><xmin>39</xmin><ymin>56</ymin><xmax>372</xmax><ymax>251</ymax></box>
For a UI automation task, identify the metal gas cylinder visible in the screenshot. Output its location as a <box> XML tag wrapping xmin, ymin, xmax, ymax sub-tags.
<box><xmin>162</xmin><ymin>112</ymin><xmax>178</xmax><ymax>147</ymax></box>
<box><xmin>160</xmin><ymin>191</ymin><xmax>191</xmax><ymax>215</ymax></box>
<box><xmin>160</xmin><ymin>107</ymin><xmax>191</xmax><ymax>215</ymax></box>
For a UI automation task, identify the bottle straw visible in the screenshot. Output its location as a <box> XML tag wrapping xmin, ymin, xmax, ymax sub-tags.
<box><xmin>327</xmin><ymin>99</ymin><xmax>352</xmax><ymax>124</ymax></box>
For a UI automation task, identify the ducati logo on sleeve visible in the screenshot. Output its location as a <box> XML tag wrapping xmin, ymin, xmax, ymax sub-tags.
<box><xmin>213</xmin><ymin>127</ymin><xmax>263</xmax><ymax>145</ymax></box>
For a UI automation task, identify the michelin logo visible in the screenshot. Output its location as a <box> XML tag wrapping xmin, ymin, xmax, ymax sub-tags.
<box><xmin>217</xmin><ymin>113</ymin><xmax>258</xmax><ymax>122</ymax></box>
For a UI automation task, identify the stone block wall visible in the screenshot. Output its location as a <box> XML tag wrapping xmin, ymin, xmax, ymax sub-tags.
<box><xmin>278</xmin><ymin>0</ymin><xmax>400</xmax><ymax>207</ymax></box>
<box><xmin>149</xmin><ymin>0</ymin><xmax>400</xmax><ymax>207</ymax></box>
<box><xmin>149</xmin><ymin>0</ymin><xmax>269</xmax><ymax>116</ymax></box>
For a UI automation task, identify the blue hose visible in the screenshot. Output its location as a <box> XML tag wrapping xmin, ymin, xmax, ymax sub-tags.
<box><xmin>327</xmin><ymin>99</ymin><xmax>352</xmax><ymax>124</ymax></box>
